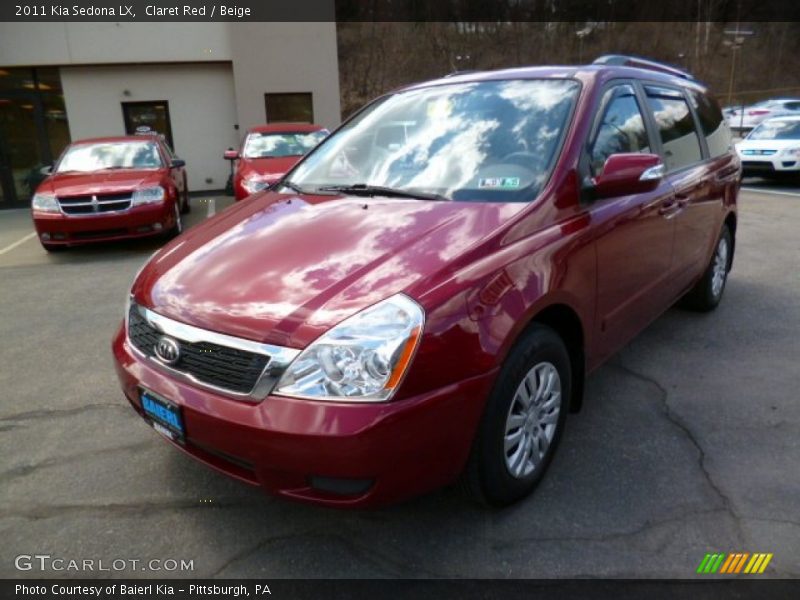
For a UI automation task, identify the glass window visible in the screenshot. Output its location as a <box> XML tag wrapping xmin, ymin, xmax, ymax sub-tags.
<box><xmin>287</xmin><ymin>79</ymin><xmax>580</xmax><ymax>202</ymax></box>
<box><xmin>56</xmin><ymin>141</ymin><xmax>163</xmax><ymax>172</ymax></box>
<box><xmin>689</xmin><ymin>91</ymin><xmax>731</xmax><ymax>158</ymax></box>
<box><xmin>242</xmin><ymin>130</ymin><xmax>328</xmax><ymax>159</ymax></box>
<box><xmin>747</xmin><ymin>120</ymin><xmax>800</xmax><ymax>140</ymax></box>
<box><xmin>590</xmin><ymin>85</ymin><xmax>650</xmax><ymax>176</ymax></box>
<box><xmin>265</xmin><ymin>93</ymin><xmax>314</xmax><ymax>123</ymax></box>
<box><xmin>122</xmin><ymin>101</ymin><xmax>174</xmax><ymax>149</ymax></box>
<box><xmin>645</xmin><ymin>87</ymin><xmax>703</xmax><ymax>171</ymax></box>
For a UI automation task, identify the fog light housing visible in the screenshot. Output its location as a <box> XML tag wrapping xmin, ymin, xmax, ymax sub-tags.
<box><xmin>40</xmin><ymin>233</ymin><xmax>51</xmax><ymax>241</ymax></box>
<box><xmin>153</xmin><ymin>223</ymin><xmax>163</xmax><ymax>231</ymax></box>
<box><xmin>308</xmin><ymin>476</ymin><xmax>374</xmax><ymax>497</ymax></box>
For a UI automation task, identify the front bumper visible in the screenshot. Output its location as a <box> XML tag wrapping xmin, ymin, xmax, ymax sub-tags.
<box><xmin>112</xmin><ymin>323</ymin><xmax>496</xmax><ymax>508</ymax></box>
<box><xmin>739</xmin><ymin>156</ymin><xmax>800</xmax><ymax>175</ymax></box>
<box><xmin>32</xmin><ymin>202</ymin><xmax>176</xmax><ymax>246</ymax></box>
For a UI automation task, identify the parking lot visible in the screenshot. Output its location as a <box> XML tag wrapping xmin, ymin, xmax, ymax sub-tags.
<box><xmin>0</xmin><ymin>182</ymin><xmax>798</xmax><ymax>579</ymax></box>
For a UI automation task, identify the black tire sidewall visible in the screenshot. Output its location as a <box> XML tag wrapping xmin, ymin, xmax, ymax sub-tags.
<box><xmin>472</xmin><ymin>324</ymin><xmax>571</xmax><ymax>506</ymax></box>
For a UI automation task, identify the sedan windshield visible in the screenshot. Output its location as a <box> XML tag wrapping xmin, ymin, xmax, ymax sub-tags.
<box><xmin>57</xmin><ymin>141</ymin><xmax>162</xmax><ymax>172</ymax></box>
<box><xmin>748</xmin><ymin>120</ymin><xmax>800</xmax><ymax>140</ymax></box>
<box><xmin>243</xmin><ymin>131</ymin><xmax>328</xmax><ymax>159</ymax></box>
<box><xmin>285</xmin><ymin>79</ymin><xmax>580</xmax><ymax>202</ymax></box>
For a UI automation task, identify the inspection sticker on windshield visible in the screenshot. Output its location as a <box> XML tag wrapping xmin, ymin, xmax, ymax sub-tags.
<box><xmin>479</xmin><ymin>177</ymin><xmax>520</xmax><ymax>189</ymax></box>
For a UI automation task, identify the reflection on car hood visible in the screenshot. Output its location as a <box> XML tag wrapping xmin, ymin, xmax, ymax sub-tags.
<box><xmin>133</xmin><ymin>191</ymin><xmax>524</xmax><ymax>347</ymax></box>
<box><xmin>38</xmin><ymin>170</ymin><xmax>165</xmax><ymax>196</ymax></box>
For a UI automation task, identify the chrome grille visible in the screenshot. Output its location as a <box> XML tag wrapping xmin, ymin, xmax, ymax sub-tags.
<box><xmin>127</xmin><ymin>305</ymin><xmax>270</xmax><ymax>395</ymax></box>
<box><xmin>58</xmin><ymin>193</ymin><xmax>132</xmax><ymax>215</ymax></box>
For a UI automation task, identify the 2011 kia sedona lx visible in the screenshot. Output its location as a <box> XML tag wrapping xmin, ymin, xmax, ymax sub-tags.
<box><xmin>113</xmin><ymin>56</ymin><xmax>740</xmax><ymax>507</ymax></box>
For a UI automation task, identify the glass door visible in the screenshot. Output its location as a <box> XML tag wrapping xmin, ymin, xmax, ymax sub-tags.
<box><xmin>0</xmin><ymin>95</ymin><xmax>48</xmax><ymax>207</ymax></box>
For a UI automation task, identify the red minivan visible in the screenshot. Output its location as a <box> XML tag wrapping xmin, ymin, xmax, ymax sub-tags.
<box><xmin>113</xmin><ymin>56</ymin><xmax>740</xmax><ymax>508</ymax></box>
<box><xmin>32</xmin><ymin>133</ymin><xmax>189</xmax><ymax>251</ymax></box>
<box><xmin>225</xmin><ymin>123</ymin><xmax>328</xmax><ymax>200</ymax></box>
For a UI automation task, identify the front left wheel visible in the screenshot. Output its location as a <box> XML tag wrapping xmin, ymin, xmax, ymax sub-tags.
<box><xmin>463</xmin><ymin>324</ymin><xmax>571</xmax><ymax>507</ymax></box>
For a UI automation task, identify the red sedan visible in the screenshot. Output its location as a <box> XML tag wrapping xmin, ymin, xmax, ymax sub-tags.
<box><xmin>32</xmin><ymin>134</ymin><xmax>189</xmax><ymax>251</ymax></box>
<box><xmin>225</xmin><ymin>123</ymin><xmax>328</xmax><ymax>200</ymax></box>
<box><xmin>114</xmin><ymin>56</ymin><xmax>739</xmax><ymax>508</ymax></box>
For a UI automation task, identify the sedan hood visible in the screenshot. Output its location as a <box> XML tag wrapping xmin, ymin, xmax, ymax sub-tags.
<box><xmin>134</xmin><ymin>192</ymin><xmax>524</xmax><ymax>347</ymax></box>
<box><xmin>39</xmin><ymin>169</ymin><xmax>165</xmax><ymax>196</ymax></box>
<box><xmin>239</xmin><ymin>156</ymin><xmax>302</xmax><ymax>182</ymax></box>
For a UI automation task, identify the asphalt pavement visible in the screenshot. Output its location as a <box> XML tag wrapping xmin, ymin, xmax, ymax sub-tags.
<box><xmin>0</xmin><ymin>182</ymin><xmax>797</xmax><ymax>578</ymax></box>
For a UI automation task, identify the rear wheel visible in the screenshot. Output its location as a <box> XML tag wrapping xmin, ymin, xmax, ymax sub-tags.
<box><xmin>680</xmin><ymin>225</ymin><xmax>732</xmax><ymax>312</ymax></box>
<box><xmin>464</xmin><ymin>324</ymin><xmax>571</xmax><ymax>506</ymax></box>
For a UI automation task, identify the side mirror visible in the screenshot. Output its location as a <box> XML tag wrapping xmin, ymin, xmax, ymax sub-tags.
<box><xmin>593</xmin><ymin>153</ymin><xmax>665</xmax><ymax>199</ymax></box>
<box><xmin>224</xmin><ymin>149</ymin><xmax>239</xmax><ymax>161</ymax></box>
<box><xmin>40</xmin><ymin>165</ymin><xmax>53</xmax><ymax>176</ymax></box>
<box><xmin>170</xmin><ymin>159</ymin><xmax>186</xmax><ymax>169</ymax></box>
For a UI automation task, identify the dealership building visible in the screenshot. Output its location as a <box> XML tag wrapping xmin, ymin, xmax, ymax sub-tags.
<box><xmin>0</xmin><ymin>22</ymin><xmax>341</xmax><ymax>208</ymax></box>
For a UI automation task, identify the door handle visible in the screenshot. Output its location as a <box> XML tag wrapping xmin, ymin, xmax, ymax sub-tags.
<box><xmin>658</xmin><ymin>198</ymin><xmax>678</xmax><ymax>216</ymax></box>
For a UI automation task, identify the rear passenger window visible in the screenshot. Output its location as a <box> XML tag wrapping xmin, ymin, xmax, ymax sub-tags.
<box><xmin>645</xmin><ymin>86</ymin><xmax>703</xmax><ymax>171</ymax></box>
<box><xmin>689</xmin><ymin>90</ymin><xmax>732</xmax><ymax>158</ymax></box>
<box><xmin>590</xmin><ymin>85</ymin><xmax>650</xmax><ymax>176</ymax></box>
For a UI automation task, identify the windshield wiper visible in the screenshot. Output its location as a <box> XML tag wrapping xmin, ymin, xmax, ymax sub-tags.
<box><xmin>317</xmin><ymin>183</ymin><xmax>449</xmax><ymax>201</ymax></box>
<box><xmin>277</xmin><ymin>180</ymin><xmax>311</xmax><ymax>195</ymax></box>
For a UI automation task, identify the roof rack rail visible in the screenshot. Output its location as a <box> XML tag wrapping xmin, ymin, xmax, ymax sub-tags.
<box><xmin>593</xmin><ymin>55</ymin><xmax>694</xmax><ymax>80</ymax></box>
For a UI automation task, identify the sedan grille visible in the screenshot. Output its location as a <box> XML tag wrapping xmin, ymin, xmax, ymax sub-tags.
<box><xmin>58</xmin><ymin>193</ymin><xmax>132</xmax><ymax>214</ymax></box>
<box><xmin>127</xmin><ymin>306</ymin><xmax>270</xmax><ymax>394</ymax></box>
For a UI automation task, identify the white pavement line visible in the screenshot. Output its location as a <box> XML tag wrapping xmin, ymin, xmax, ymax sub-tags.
<box><xmin>207</xmin><ymin>198</ymin><xmax>216</xmax><ymax>218</ymax></box>
<box><xmin>741</xmin><ymin>187</ymin><xmax>800</xmax><ymax>198</ymax></box>
<box><xmin>0</xmin><ymin>232</ymin><xmax>36</xmax><ymax>256</ymax></box>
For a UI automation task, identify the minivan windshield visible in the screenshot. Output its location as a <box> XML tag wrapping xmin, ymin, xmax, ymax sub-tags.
<box><xmin>56</xmin><ymin>141</ymin><xmax>162</xmax><ymax>172</ymax></box>
<box><xmin>285</xmin><ymin>79</ymin><xmax>580</xmax><ymax>202</ymax></box>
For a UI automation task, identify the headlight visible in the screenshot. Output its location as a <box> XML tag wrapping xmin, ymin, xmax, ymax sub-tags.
<box><xmin>31</xmin><ymin>193</ymin><xmax>59</xmax><ymax>213</ymax></box>
<box><xmin>782</xmin><ymin>147</ymin><xmax>800</xmax><ymax>157</ymax></box>
<box><xmin>242</xmin><ymin>178</ymin><xmax>270</xmax><ymax>194</ymax></box>
<box><xmin>274</xmin><ymin>294</ymin><xmax>424</xmax><ymax>402</ymax></box>
<box><xmin>131</xmin><ymin>186</ymin><xmax>165</xmax><ymax>205</ymax></box>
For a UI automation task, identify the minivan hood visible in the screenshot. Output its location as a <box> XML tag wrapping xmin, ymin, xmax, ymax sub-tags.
<box><xmin>134</xmin><ymin>192</ymin><xmax>524</xmax><ymax>347</ymax></box>
<box><xmin>39</xmin><ymin>170</ymin><xmax>165</xmax><ymax>196</ymax></box>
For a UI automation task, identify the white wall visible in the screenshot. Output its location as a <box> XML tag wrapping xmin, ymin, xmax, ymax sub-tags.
<box><xmin>229</xmin><ymin>22</ymin><xmax>341</xmax><ymax>136</ymax></box>
<box><xmin>0</xmin><ymin>22</ymin><xmax>232</xmax><ymax>66</ymax></box>
<box><xmin>60</xmin><ymin>63</ymin><xmax>240</xmax><ymax>191</ymax></box>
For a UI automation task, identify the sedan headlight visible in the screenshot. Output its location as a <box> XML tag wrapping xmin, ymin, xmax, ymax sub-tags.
<box><xmin>131</xmin><ymin>186</ymin><xmax>165</xmax><ymax>206</ymax></box>
<box><xmin>782</xmin><ymin>147</ymin><xmax>800</xmax><ymax>157</ymax></box>
<box><xmin>31</xmin><ymin>192</ymin><xmax>59</xmax><ymax>213</ymax></box>
<box><xmin>274</xmin><ymin>294</ymin><xmax>424</xmax><ymax>402</ymax></box>
<box><xmin>242</xmin><ymin>178</ymin><xmax>270</xmax><ymax>194</ymax></box>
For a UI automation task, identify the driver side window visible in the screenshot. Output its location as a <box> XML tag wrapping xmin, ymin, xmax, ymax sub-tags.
<box><xmin>590</xmin><ymin>85</ymin><xmax>650</xmax><ymax>176</ymax></box>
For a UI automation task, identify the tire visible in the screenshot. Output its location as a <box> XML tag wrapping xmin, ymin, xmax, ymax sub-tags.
<box><xmin>180</xmin><ymin>177</ymin><xmax>191</xmax><ymax>214</ymax></box>
<box><xmin>679</xmin><ymin>225</ymin><xmax>732</xmax><ymax>312</ymax></box>
<box><xmin>165</xmin><ymin>202</ymin><xmax>183</xmax><ymax>239</ymax></box>
<box><xmin>464</xmin><ymin>324</ymin><xmax>571</xmax><ymax>507</ymax></box>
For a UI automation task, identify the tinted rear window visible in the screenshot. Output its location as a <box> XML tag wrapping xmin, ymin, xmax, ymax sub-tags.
<box><xmin>689</xmin><ymin>91</ymin><xmax>732</xmax><ymax>159</ymax></box>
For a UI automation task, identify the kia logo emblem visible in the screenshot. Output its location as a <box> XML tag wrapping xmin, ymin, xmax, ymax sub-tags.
<box><xmin>154</xmin><ymin>336</ymin><xmax>181</xmax><ymax>365</ymax></box>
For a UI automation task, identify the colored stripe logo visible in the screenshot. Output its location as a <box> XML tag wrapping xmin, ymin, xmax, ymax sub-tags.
<box><xmin>697</xmin><ymin>552</ymin><xmax>773</xmax><ymax>574</ymax></box>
